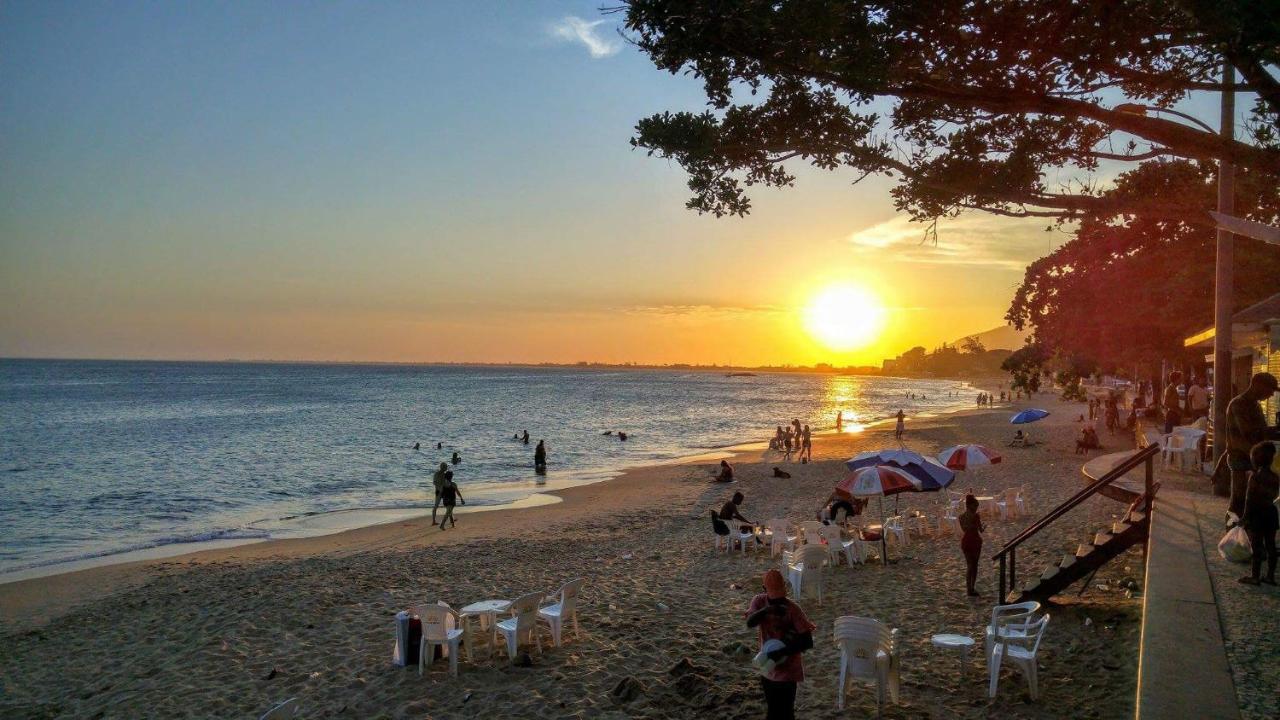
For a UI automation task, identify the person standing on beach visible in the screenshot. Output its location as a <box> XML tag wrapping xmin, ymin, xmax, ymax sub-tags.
<box><xmin>746</xmin><ymin>569</ymin><xmax>815</xmax><ymax>720</ymax></box>
<box><xmin>1226</xmin><ymin>373</ymin><xmax>1280</xmax><ymax>518</ymax></box>
<box><xmin>1161</xmin><ymin>370</ymin><xmax>1183</xmax><ymax>434</ymax></box>
<box><xmin>430</xmin><ymin>462</ymin><xmax>448</xmax><ymax>526</ymax></box>
<box><xmin>959</xmin><ymin>494</ymin><xmax>985</xmax><ymax>596</ymax></box>
<box><xmin>783</xmin><ymin>428</ymin><xmax>793</xmax><ymax>460</ymax></box>
<box><xmin>1239</xmin><ymin>442</ymin><xmax>1278</xmax><ymax>586</ymax></box>
<box><xmin>1186</xmin><ymin>376</ymin><xmax>1210</xmax><ymax>422</ymax></box>
<box><xmin>534</xmin><ymin>439</ymin><xmax>547</xmax><ymax>472</ymax></box>
<box><xmin>438</xmin><ymin>471</ymin><xmax>464</xmax><ymax>530</ymax></box>
<box><xmin>800</xmin><ymin>425</ymin><xmax>812</xmax><ymax>462</ymax></box>
<box><xmin>894</xmin><ymin>410</ymin><xmax>905</xmax><ymax>441</ymax></box>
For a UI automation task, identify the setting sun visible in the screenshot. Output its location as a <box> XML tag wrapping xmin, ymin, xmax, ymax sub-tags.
<box><xmin>803</xmin><ymin>283</ymin><xmax>886</xmax><ymax>352</ymax></box>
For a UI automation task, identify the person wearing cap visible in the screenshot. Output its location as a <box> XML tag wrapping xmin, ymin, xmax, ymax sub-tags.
<box><xmin>1226</xmin><ymin>372</ymin><xmax>1280</xmax><ymax>518</ymax></box>
<box><xmin>745</xmin><ymin>569</ymin><xmax>816</xmax><ymax>720</ymax></box>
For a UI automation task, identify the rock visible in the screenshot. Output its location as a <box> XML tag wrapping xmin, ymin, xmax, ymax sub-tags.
<box><xmin>462</xmin><ymin>692</ymin><xmax>473</xmax><ymax>704</ymax></box>
<box><xmin>264</xmin><ymin>667</ymin><xmax>279</xmax><ymax>680</ymax></box>
<box><xmin>656</xmin><ymin>602</ymin><xmax>669</xmax><ymax>612</ymax></box>
<box><xmin>611</xmin><ymin>676</ymin><xmax>646</xmax><ymax>703</ymax></box>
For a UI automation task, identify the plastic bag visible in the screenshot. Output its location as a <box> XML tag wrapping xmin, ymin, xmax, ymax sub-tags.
<box><xmin>1218</xmin><ymin>526</ymin><xmax>1252</xmax><ymax>563</ymax></box>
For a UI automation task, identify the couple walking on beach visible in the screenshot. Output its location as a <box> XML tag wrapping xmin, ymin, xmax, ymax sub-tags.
<box><xmin>430</xmin><ymin>462</ymin><xmax>465</xmax><ymax>529</ymax></box>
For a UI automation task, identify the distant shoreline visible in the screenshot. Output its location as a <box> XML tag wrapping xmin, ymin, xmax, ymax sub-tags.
<box><xmin>0</xmin><ymin>355</ymin><xmax>1011</xmax><ymax>380</ymax></box>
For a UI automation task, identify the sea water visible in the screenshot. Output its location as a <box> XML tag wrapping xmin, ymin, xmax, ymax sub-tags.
<box><xmin>0</xmin><ymin>359</ymin><xmax>978</xmax><ymax>576</ymax></box>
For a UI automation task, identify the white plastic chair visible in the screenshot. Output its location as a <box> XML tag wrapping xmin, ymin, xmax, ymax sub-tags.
<box><xmin>799</xmin><ymin>520</ymin><xmax>825</xmax><ymax>546</ymax></box>
<box><xmin>995</xmin><ymin>488</ymin><xmax>1020</xmax><ymax>520</ymax></box>
<box><xmin>883</xmin><ymin>516</ymin><xmax>908</xmax><ymax>548</ymax></box>
<box><xmin>538</xmin><ymin>578</ymin><xmax>584</xmax><ymax>647</ymax></box>
<box><xmin>842</xmin><ymin>533</ymin><xmax>869</xmax><ymax>565</ymax></box>
<box><xmin>988</xmin><ymin>614</ymin><xmax>1050</xmax><ymax>699</ymax></box>
<box><xmin>819</xmin><ymin>523</ymin><xmax>847</xmax><ymax>566</ymax></box>
<box><xmin>1015</xmin><ymin>485</ymin><xmax>1029</xmax><ymax>516</ymax></box>
<box><xmin>259</xmin><ymin>698</ymin><xmax>298</xmax><ymax>720</ymax></box>
<box><xmin>984</xmin><ymin>601</ymin><xmax>1041</xmax><ymax>661</ymax></box>
<box><xmin>766</xmin><ymin>518</ymin><xmax>798</xmax><ymax>557</ymax></box>
<box><xmin>833</xmin><ymin>616</ymin><xmax>900</xmax><ymax>713</ymax></box>
<box><xmin>938</xmin><ymin>501</ymin><xmax>961</xmax><ymax>536</ymax></box>
<box><xmin>786</xmin><ymin>544</ymin><xmax>829</xmax><ymax>604</ymax></box>
<box><xmin>495</xmin><ymin>592</ymin><xmax>545</xmax><ymax>664</ymax></box>
<box><xmin>418</xmin><ymin>602</ymin><xmax>466</xmax><ymax>676</ymax></box>
<box><xmin>729</xmin><ymin>522</ymin><xmax>757</xmax><ymax>554</ymax></box>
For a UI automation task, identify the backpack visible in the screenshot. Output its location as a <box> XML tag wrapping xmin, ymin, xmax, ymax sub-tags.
<box><xmin>710</xmin><ymin>511</ymin><xmax>730</xmax><ymax>536</ymax></box>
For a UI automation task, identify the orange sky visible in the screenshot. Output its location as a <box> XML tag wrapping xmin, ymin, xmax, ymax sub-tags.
<box><xmin>0</xmin><ymin>4</ymin><xmax>1066</xmax><ymax>366</ymax></box>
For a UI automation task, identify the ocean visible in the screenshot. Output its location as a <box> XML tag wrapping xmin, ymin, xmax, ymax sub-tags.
<box><xmin>0</xmin><ymin>359</ymin><xmax>976</xmax><ymax>577</ymax></box>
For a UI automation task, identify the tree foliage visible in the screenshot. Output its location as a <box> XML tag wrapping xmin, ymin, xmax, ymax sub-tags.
<box><xmin>1005</xmin><ymin>159</ymin><xmax>1280</xmax><ymax>372</ymax></box>
<box><xmin>623</xmin><ymin>0</ymin><xmax>1280</xmax><ymax>224</ymax></box>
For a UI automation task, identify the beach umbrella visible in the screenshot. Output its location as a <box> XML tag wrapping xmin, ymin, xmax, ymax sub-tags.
<box><xmin>846</xmin><ymin>448</ymin><xmax>956</xmax><ymax>491</ymax></box>
<box><xmin>937</xmin><ymin>444</ymin><xmax>1003</xmax><ymax>471</ymax></box>
<box><xmin>1010</xmin><ymin>408</ymin><xmax>1050</xmax><ymax>424</ymax></box>
<box><xmin>836</xmin><ymin>465</ymin><xmax>921</xmax><ymax>498</ymax></box>
<box><xmin>835</xmin><ymin>465</ymin><xmax>919</xmax><ymax>565</ymax></box>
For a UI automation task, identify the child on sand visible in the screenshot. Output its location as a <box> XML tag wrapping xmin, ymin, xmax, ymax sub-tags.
<box><xmin>746</xmin><ymin>569</ymin><xmax>815</xmax><ymax>720</ymax></box>
<box><xmin>438</xmin><ymin>471</ymin><xmax>464</xmax><ymax>530</ymax></box>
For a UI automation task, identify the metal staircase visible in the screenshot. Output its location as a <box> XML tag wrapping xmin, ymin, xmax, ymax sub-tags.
<box><xmin>994</xmin><ymin>444</ymin><xmax>1160</xmax><ymax>603</ymax></box>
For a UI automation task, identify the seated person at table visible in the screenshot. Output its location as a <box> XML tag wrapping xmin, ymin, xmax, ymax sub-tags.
<box><xmin>818</xmin><ymin>494</ymin><xmax>864</xmax><ymax>523</ymax></box>
<box><xmin>718</xmin><ymin>491</ymin><xmax>759</xmax><ymax>538</ymax></box>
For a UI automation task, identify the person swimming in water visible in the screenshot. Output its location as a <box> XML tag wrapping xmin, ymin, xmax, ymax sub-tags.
<box><xmin>413</xmin><ymin>442</ymin><xmax>420</xmax><ymax>451</ymax></box>
<box><xmin>522</xmin><ymin>430</ymin><xmax>530</xmax><ymax>445</ymax></box>
<box><xmin>451</xmin><ymin>451</ymin><xmax>461</xmax><ymax>465</ymax></box>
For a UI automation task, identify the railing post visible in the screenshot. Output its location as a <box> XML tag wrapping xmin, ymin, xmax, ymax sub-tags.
<box><xmin>1145</xmin><ymin>454</ymin><xmax>1153</xmax><ymax>500</ymax></box>
<box><xmin>999</xmin><ymin>555</ymin><xmax>1006</xmax><ymax>601</ymax></box>
<box><xmin>1010</xmin><ymin>548</ymin><xmax>1016</xmax><ymax>599</ymax></box>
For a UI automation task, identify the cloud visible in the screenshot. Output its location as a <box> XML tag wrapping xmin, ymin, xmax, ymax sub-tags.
<box><xmin>548</xmin><ymin>16</ymin><xmax>621</xmax><ymax>58</ymax></box>
<box><xmin>621</xmin><ymin>303</ymin><xmax>783</xmax><ymax>319</ymax></box>
<box><xmin>846</xmin><ymin>214</ymin><xmax>1070</xmax><ymax>270</ymax></box>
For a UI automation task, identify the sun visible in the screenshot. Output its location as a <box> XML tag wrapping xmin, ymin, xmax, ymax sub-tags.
<box><xmin>803</xmin><ymin>283</ymin><xmax>886</xmax><ymax>352</ymax></box>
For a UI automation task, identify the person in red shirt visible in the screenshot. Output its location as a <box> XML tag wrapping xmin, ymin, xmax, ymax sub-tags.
<box><xmin>745</xmin><ymin>569</ymin><xmax>816</xmax><ymax>720</ymax></box>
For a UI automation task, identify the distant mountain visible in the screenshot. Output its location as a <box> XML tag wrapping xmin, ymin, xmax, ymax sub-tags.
<box><xmin>951</xmin><ymin>325</ymin><xmax>1030</xmax><ymax>351</ymax></box>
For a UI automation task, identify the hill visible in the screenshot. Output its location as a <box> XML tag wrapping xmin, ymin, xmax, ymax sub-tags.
<box><xmin>951</xmin><ymin>324</ymin><xmax>1030</xmax><ymax>351</ymax></box>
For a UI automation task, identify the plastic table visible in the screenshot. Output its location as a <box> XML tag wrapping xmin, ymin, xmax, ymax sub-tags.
<box><xmin>931</xmin><ymin>633</ymin><xmax>975</xmax><ymax>675</ymax></box>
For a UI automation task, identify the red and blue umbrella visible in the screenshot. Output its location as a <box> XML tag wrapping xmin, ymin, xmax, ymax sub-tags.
<box><xmin>846</xmin><ymin>448</ymin><xmax>955</xmax><ymax>491</ymax></box>
<box><xmin>937</xmin><ymin>444</ymin><xmax>1003</xmax><ymax>470</ymax></box>
<box><xmin>835</xmin><ymin>465</ymin><xmax>920</xmax><ymax>499</ymax></box>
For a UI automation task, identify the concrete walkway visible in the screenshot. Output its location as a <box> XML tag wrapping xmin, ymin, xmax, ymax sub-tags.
<box><xmin>1136</xmin><ymin>489</ymin><xmax>1240</xmax><ymax>720</ymax></box>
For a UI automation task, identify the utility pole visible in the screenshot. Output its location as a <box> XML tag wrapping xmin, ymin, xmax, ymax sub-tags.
<box><xmin>1211</xmin><ymin>62</ymin><xmax>1235</xmax><ymax>464</ymax></box>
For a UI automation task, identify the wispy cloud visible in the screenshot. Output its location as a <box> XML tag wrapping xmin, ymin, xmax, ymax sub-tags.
<box><xmin>621</xmin><ymin>303</ymin><xmax>782</xmax><ymax>319</ymax></box>
<box><xmin>548</xmin><ymin>16</ymin><xmax>621</xmax><ymax>59</ymax></box>
<box><xmin>846</xmin><ymin>215</ymin><xmax>1069</xmax><ymax>270</ymax></box>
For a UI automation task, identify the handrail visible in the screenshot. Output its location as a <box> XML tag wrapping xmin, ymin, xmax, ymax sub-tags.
<box><xmin>993</xmin><ymin>443</ymin><xmax>1159</xmax><ymax>561</ymax></box>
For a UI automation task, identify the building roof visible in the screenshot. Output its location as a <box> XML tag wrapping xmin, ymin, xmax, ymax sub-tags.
<box><xmin>1184</xmin><ymin>292</ymin><xmax>1280</xmax><ymax>348</ymax></box>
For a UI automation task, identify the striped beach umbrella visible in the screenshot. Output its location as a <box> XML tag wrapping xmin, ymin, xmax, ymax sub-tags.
<box><xmin>937</xmin><ymin>444</ymin><xmax>1003</xmax><ymax>470</ymax></box>
<box><xmin>835</xmin><ymin>465</ymin><xmax>920</xmax><ymax>499</ymax></box>
<box><xmin>846</xmin><ymin>448</ymin><xmax>955</xmax><ymax>490</ymax></box>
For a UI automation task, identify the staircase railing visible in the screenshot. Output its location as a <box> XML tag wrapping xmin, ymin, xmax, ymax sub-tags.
<box><xmin>993</xmin><ymin>444</ymin><xmax>1159</xmax><ymax>600</ymax></box>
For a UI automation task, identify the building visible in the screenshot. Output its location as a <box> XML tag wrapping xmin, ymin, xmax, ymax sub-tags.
<box><xmin>1184</xmin><ymin>292</ymin><xmax>1280</xmax><ymax>422</ymax></box>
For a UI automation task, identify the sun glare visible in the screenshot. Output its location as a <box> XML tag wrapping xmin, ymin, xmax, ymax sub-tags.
<box><xmin>803</xmin><ymin>283</ymin><xmax>886</xmax><ymax>352</ymax></box>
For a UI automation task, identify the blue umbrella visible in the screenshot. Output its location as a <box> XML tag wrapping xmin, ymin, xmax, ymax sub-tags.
<box><xmin>846</xmin><ymin>449</ymin><xmax>955</xmax><ymax>491</ymax></box>
<box><xmin>1010</xmin><ymin>408</ymin><xmax>1050</xmax><ymax>424</ymax></box>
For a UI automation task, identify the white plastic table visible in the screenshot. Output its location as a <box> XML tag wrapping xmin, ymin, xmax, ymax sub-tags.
<box><xmin>931</xmin><ymin>633</ymin><xmax>975</xmax><ymax>675</ymax></box>
<box><xmin>460</xmin><ymin>599</ymin><xmax>511</xmax><ymax>657</ymax></box>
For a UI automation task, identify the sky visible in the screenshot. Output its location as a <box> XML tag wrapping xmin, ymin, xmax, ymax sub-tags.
<box><xmin>0</xmin><ymin>1</ymin><xmax>1210</xmax><ymax>367</ymax></box>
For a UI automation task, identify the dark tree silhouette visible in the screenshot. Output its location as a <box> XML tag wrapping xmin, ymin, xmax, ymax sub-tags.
<box><xmin>623</xmin><ymin>0</ymin><xmax>1280</xmax><ymax>224</ymax></box>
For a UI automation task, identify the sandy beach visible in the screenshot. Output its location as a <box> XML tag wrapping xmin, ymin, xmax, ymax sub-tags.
<box><xmin>0</xmin><ymin>393</ymin><xmax>1147</xmax><ymax>719</ymax></box>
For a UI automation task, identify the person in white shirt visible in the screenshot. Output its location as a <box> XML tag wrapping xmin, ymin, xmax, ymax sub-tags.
<box><xmin>1187</xmin><ymin>376</ymin><xmax>1210</xmax><ymax>422</ymax></box>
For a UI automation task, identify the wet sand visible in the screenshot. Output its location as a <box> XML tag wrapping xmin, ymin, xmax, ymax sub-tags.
<box><xmin>0</xmin><ymin>394</ymin><xmax>1146</xmax><ymax>719</ymax></box>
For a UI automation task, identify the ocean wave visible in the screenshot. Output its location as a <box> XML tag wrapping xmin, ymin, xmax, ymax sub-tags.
<box><xmin>0</xmin><ymin>527</ymin><xmax>272</xmax><ymax>575</ymax></box>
